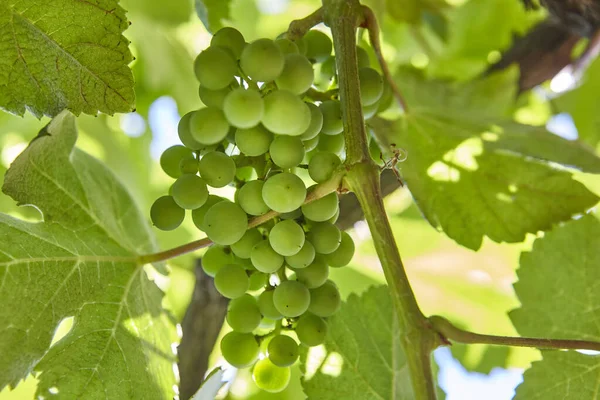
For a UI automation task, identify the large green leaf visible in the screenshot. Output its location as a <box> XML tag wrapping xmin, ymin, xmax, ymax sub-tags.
<box><xmin>0</xmin><ymin>0</ymin><xmax>135</xmax><ymax>117</ymax></box>
<box><xmin>195</xmin><ymin>0</ymin><xmax>233</xmax><ymax>33</ymax></box>
<box><xmin>301</xmin><ymin>286</ymin><xmax>444</xmax><ymax>399</ymax></box>
<box><xmin>0</xmin><ymin>111</ymin><xmax>177</xmax><ymax>399</ymax></box>
<box><xmin>510</xmin><ymin>215</ymin><xmax>600</xmax><ymax>399</ymax></box>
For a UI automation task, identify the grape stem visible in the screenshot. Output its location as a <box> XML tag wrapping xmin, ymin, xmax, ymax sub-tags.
<box><xmin>286</xmin><ymin>7</ymin><xmax>324</xmax><ymax>41</ymax></box>
<box><xmin>430</xmin><ymin>315</ymin><xmax>600</xmax><ymax>352</ymax></box>
<box><xmin>137</xmin><ymin>172</ymin><xmax>344</xmax><ymax>265</ymax></box>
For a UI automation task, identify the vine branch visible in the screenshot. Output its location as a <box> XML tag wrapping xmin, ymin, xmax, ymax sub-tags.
<box><xmin>430</xmin><ymin>315</ymin><xmax>600</xmax><ymax>352</ymax></box>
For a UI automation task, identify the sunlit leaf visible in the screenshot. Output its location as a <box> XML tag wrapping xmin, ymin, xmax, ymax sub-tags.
<box><xmin>195</xmin><ymin>0</ymin><xmax>233</xmax><ymax>33</ymax></box>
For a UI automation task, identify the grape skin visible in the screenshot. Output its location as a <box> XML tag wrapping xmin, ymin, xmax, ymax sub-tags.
<box><xmin>227</xmin><ymin>294</ymin><xmax>262</xmax><ymax>332</ymax></box>
<box><xmin>150</xmin><ymin>196</ymin><xmax>185</xmax><ymax>231</ymax></box>
<box><xmin>192</xmin><ymin>195</ymin><xmax>225</xmax><ymax>231</ymax></box>
<box><xmin>160</xmin><ymin>145</ymin><xmax>194</xmax><ymax>179</ymax></box>
<box><xmin>211</xmin><ymin>27</ymin><xmax>246</xmax><ymax>59</ymax></box>
<box><xmin>258</xmin><ymin>290</ymin><xmax>283</xmax><ymax>320</ymax></box>
<box><xmin>231</xmin><ymin>228</ymin><xmax>263</xmax><ymax>259</ymax></box>
<box><xmin>237</xmin><ymin>180</ymin><xmax>271</xmax><ymax>216</ymax></box>
<box><xmin>359</xmin><ymin>67</ymin><xmax>384</xmax><ymax>106</ymax></box>
<box><xmin>214</xmin><ymin>264</ymin><xmax>249</xmax><ymax>298</ymax></box>
<box><xmin>301</xmin><ymin>191</ymin><xmax>339</xmax><ymax>222</ymax></box>
<box><xmin>307</xmin><ymin>222</ymin><xmax>342</xmax><ymax>254</ymax></box>
<box><xmin>262</xmin><ymin>172</ymin><xmax>306</xmax><ymax>213</ymax></box>
<box><xmin>269</xmin><ymin>220</ymin><xmax>305</xmax><ymax>256</ymax></box>
<box><xmin>269</xmin><ymin>136</ymin><xmax>305</xmax><ymax>169</ymax></box>
<box><xmin>273</xmin><ymin>280</ymin><xmax>310</xmax><ymax>317</ymax></box>
<box><xmin>189</xmin><ymin>107</ymin><xmax>230</xmax><ymax>145</ymax></box>
<box><xmin>236</xmin><ymin>125</ymin><xmax>273</xmax><ymax>156</ymax></box>
<box><xmin>308</xmin><ymin>152</ymin><xmax>341</xmax><ymax>183</ymax></box>
<box><xmin>268</xmin><ymin>335</ymin><xmax>299</xmax><ymax>367</ymax></box>
<box><xmin>171</xmin><ymin>174</ymin><xmax>209</xmax><ymax>210</ymax></box>
<box><xmin>221</xmin><ymin>331</ymin><xmax>259</xmax><ymax>368</ymax></box>
<box><xmin>308</xmin><ymin>280</ymin><xmax>341</xmax><ymax>317</ymax></box>
<box><xmin>275</xmin><ymin>53</ymin><xmax>314</xmax><ymax>95</ymax></box>
<box><xmin>194</xmin><ymin>46</ymin><xmax>237</xmax><ymax>90</ymax></box>
<box><xmin>202</xmin><ymin>245</ymin><xmax>234</xmax><ymax>277</ymax></box>
<box><xmin>223</xmin><ymin>88</ymin><xmax>264</xmax><ymax>128</ymax></box>
<box><xmin>240</xmin><ymin>38</ymin><xmax>285</xmax><ymax>82</ymax></box>
<box><xmin>319</xmin><ymin>100</ymin><xmax>343</xmax><ymax>135</ymax></box>
<box><xmin>204</xmin><ymin>201</ymin><xmax>248</xmax><ymax>245</ymax></box>
<box><xmin>325</xmin><ymin>231</ymin><xmax>355</xmax><ymax>267</ymax></box>
<box><xmin>300</xmin><ymin>103</ymin><xmax>324</xmax><ymax>140</ymax></box>
<box><xmin>296</xmin><ymin>313</ymin><xmax>327</xmax><ymax>346</ymax></box>
<box><xmin>285</xmin><ymin>241</ymin><xmax>316</xmax><ymax>269</ymax></box>
<box><xmin>295</xmin><ymin>256</ymin><xmax>329</xmax><ymax>289</ymax></box>
<box><xmin>251</xmin><ymin>240</ymin><xmax>284</xmax><ymax>273</ymax></box>
<box><xmin>261</xmin><ymin>90</ymin><xmax>311</xmax><ymax>136</ymax></box>
<box><xmin>252</xmin><ymin>358</ymin><xmax>291</xmax><ymax>393</ymax></box>
<box><xmin>302</xmin><ymin>30</ymin><xmax>333</xmax><ymax>62</ymax></box>
<box><xmin>198</xmin><ymin>151</ymin><xmax>236</xmax><ymax>188</ymax></box>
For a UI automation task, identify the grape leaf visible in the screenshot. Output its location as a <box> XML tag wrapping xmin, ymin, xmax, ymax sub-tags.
<box><xmin>301</xmin><ymin>286</ymin><xmax>445</xmax><ymax>399</ymax></box>
<box><xmin>510</xmin><ymin>215</ymin><xmax>600</xmax><ymax>399</ymax></box>
<box><xmin>0</xmin><ymin>0</ymin><xmax>135</xmax><ymax>117</ymax></box>
<box><xmin>195</xmin><ymin>0</ymin><xmax>232</xmax><ymax>33</ymax></box>
<box><xmin>0</xmin><ymin>111</ymin><xmax>177</xmax><ymax>399</ymax></box>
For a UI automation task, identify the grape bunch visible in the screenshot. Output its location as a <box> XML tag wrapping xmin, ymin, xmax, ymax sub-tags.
<box><xmin>150</xmin><ymin>26</ymin><xmax>391</xmax><ymax>393</ymax></box>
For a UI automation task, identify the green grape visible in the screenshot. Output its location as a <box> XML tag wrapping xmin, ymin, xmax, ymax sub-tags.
<box><xmin>160</xmin><ymin>145</ymin><xmax>194</xmax><ymax>179</ymax></box>
<box><xmin>268</xmin><ymin>335</ymin><xmax>299</xmax><ymax>367</ymax></box>
<box><xmin>189</xmin><ymin>107</ymin><xmax>230</xmax><ymax>145</ymax></box>
<box><xmin>269</xmin><ymin>136</ymin><xmax>305</xmax><ymax>168</ymax></box>
<box><xmin>194</xmin><ymin>46</ymin><xmax>237</xmax><ymax>90</ymax></box>
<box><xmin>303</xmin><ymin>135</ymin><xmax>320</xmax><ymax>152</ymax></box>
<box><xmin>179</xmin><ymin>157</ymin><xmax>198</xmax><ymax>174</ymax></box>
<box><xmin>262</xmin><ymin>90</ymin><xmax>311</xmax><ymax>136</ymax></box>
<box><xmin>285</xmin><ymin>241</ymin><xmax>315</xmax><ymax>269</ymax></box>
<box><xmin>269</xmin><ymin>220</ymin><xmax>305</xmax><ymax>256</ymax></box>
<box><xmin>356</xmin><ymin>45</ymin><xmax>371</xmax><ymax>68</ymax></box>
<box><xmin>227</xmin><ymin>294</ymin><xmax>262</xmax><ymax>332</ymax></box>
<box><xmin>202</xmin><ymin>245</ymin><xmax>234</xmax><ymax>277</ymax></box>
<box><xmin>302</xmin><ymin>30</ymin><xmax>332</xmax><ymax>62</ymax></box>
<box><xmin>258</xmin><ymin>290</ymin><xmax>283</xmax><ymax>319</ymax></box>
<box><xmin>223</xmin><ymin>88</ymin><xmax>264</xmax><ymax>128</ymax></box>
<box><xmin>252</xmin><ymin>358</ymin><xmax>291</xmax><ymax>393</ymax></box>
<box><xmin>273</xmin><ymin>280</ymin><xmax>310</xmax><ymax>317</ymax></box>
<box><xmin>211</xmin><ymin>27</ymin><xmax>246</xmax><ymax>59</ymax></box>
<box><xmin>377</xmin><ymin>81</ymin><xmax>394</xmax><ymax>112</ymax></box>
<box><xmin>359</xmin><ymin>67</ymin><xmax>384</xmax><ymax>106</ymax></box>
<box><xmin>171</xmin><ymin>174</ymin><xmax>209</xmax><ymax>210</ymax></box>
<box><xmin>295</xmin><ymin>313</ymin><xmax>327</xmax><ymax>346</ymax></box>
<box><xmin>295</xmin><ymin>256</ymin><xmax>329</xmax><ymax>288</ymax></box>
<box><xmin>251</xmin><ymin>240</ymin><xmax>284</xmax><ymax>273</ymax></box>
<box><xmin>214</xmin><ymin>264</ymin><xmax>249</xmax><ymax>298</ymax></box>
<box><xmin>236</xmin><ymin>166</ymin><xmax>256</xmax><ymax>182</ymax></box>
<box><xmin>368</xmin><ymin>137</ymin><xmax>385</xmax><ymax>166</ymax></box>
<box><xmin>248</xmin><ymin>271</ymin><xmax>269</xmax><ymax>291</ymax></box>
<box><xmin>279</xmin><ymin>208</ymin><xmax>302</xmax><ymax>220</ymax></box>
<box><xmin>362</xmin><ymin>99</ymin><xmax>380</xmax><ymax>119</ymax></box>
<box><xmin>192</xmin><ymin>195</ymin><xmax>225</xmax><ymax>231</ymax></box>
<box><xmin>178</xmin><ymin>112</ymin><xmax>211</xmax><ymax>151</ymax></box>
<box><xmin>317</xmin><ymin>133</ymin><xmax>344</xmax><ymax>155</ymax></box>
<box><xmin>308</xmin><ymin>280</ymin><xmax>341</xmax><ymax>317</ymax></box>
<box><xmin>150</xmin><ymin>196</ymin><xmax>185</xmax><ymax>231</ymax></box>
<box><xmin>274</xmin><ymin>38</ymin><xmax>299</xmax><ymax>54</ymax></box>
<box><xmin>262</xmin><ymin>172</ymin><xmax>306</xmax><ymax>213</ymax></box>
<box><xmin>327</xmin><ymin>207</ymin><xmax>340</xmax><ymax>224</ymax></box>
<box><xmin>237</xmin><ymin>180</ymin><xmax>270</xmax><ymax>216</ymax></box>
<box><xmin>198</xmin><ymin>84</ymin><xmax>232</xmax><ymax>109</ymax></box>
<box><xmin>301</xmin><ymin>191</ymin><xmax>338</xmax><ymax>222</ymax></box>
<box><xmin>325</xmin><ymin>231</ymin><xmax>355</xmax><ymax>267</ymax></box>
<box><xmin>198</xmin><ymin>151</ymin><xmax>236</xmax><ymax>188</ymax></box>
<box><xmin>319</xmin><ymin>100</ymin><xmax>343</xmax><ymax>135</ymax></box>
<box><xmin>240</xmin><ymin>38</ymin><xmax>285</xmax><ymax>82</ymax></box>
<box><xmin>204</xmin><ymin>201</ymin><xmax>248</xmax><ymax>245</ymax></box>
<box><xmin>308</xmin><ymin>152</ymin><xmax>341</xmax><ymax>183</ymax></box>
<box><xmin>300</xmin><ymin>103</ymin><xmax>324</xmax><ymax>140</ymax></box>
<box><xmin>221</xmin><ymin>331</ymin><xmax>259</xmax><ymax>368</ymax></box>
<box><xmin>231</xmin><ymin>228</ymin><xmax>263</xmax><ymax>259</ymax></box>
<box><xmin>275</xmin><ymin>53</ymin><xmax>314</xmax><ymax>94</ymax></box>
<box><xmin>236</xmin><ymin>125</ymin><xmax>273</xmax><ymax>156</ymax></box>
<box><xmin>319</xmin><ymin>56</ymin><xmax>336</xmax><ymax>83</ymax></box>
<box><xmin>307</xmin><ymin>222</ymin><xmax>341</xmax><ymax>254</ymax></box>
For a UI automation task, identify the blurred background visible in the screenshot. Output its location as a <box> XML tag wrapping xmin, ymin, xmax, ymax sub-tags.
<box><xmin>1</xmin><ymin>0</ymin><xmax>599</xmax><ymax>399</ymax></box>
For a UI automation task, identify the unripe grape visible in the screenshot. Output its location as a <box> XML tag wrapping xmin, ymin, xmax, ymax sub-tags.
<box><xmin>317</xmin><ymin>133</ymin><xmax>344</xmax><ymax>155</ymax></box>
<box><xmin>211</xmin><ymin>27</ymin><xmax>246</xmax><ymax>59</ymax></box>
<box><xmin>275</xmin><ymin>38</ymin><xmax>299</xmax><ymax>55</ymax></box>
<box><xmin>171</xmin><ymin>174</ymin><xmax>209</xmax><ymax>209</ymax></box>
<box><xmin>160</xmin><ymin>145</ymin><xmax>194</xmax><ymax>179</ymax></box>
<box><xmin>231</xmin><ymin>228</ymin><xmax>263</xmax><ymax>259</ymax></box>
<box><xmin>252</xmin><ymin>358</ymin><xmax>291</xmax><ymax>393</ymax></box>
<box><xmin>269</xmin><ymin>136</ymin><xmax>305</xmax><ymax>168</ymax></box>
<box><xmin>363</xmin><ymin>100</ymin><xmax>379</xmax><ymax>119</ymax></box>
<box><xmin>302</xmin><ymin>30</ymin><xmax>332</xmax><ymax>62</ymax></box>
<box><xmin>194</xmin><ymin>46</ymin><xmax>237</xmax><ymax>90</ymax></box>
<box><xmin>248</xmin><ymin>271</ymin><xmax>269</xmax><ymax>291</ymax></box>
<box><xmin>308</xmin><ymin>280</ymin><xmax>341</xmax><ymax>317</ymax></box>
<box><xmin>262</xmin><ymin>90</ymin><xmax>311</xmax><ymax>136</ymax></box>
<box><xmin>295</xmin><ymin>256</ymin><xmax>329</xmax><ymax>289</ymax></box>
<box><xmin>279</xmin><ymin>208</ymin><xmax>302</xmax><ymax>220</ymax></box>
<box><xmin>198</xmin><ymin>151</ymin><xmax>236</xmax><ymax>188</ymax></box>
<box><xmin>268</xmin><ymin>335</ymin><xmax>299</xmax><ymax>367</ymax></box>
<box><xmin>198</xmin><ymin>84</ymin><xmax>232</xmax><ymax>109</ymax></box>
<box><xmin>178</xmin><ymin>112</ymin><xmax>211</xmax><ymax>151</ymax></box>
<box><xmin>285</xmin><ymin>241</ymin><xmax>315</xmax><ymax>269</ymax></box>
<box><xmin>262</xmin><ymin>172</ymin><xmax>306</xmax><ymax>213</ymax></box>
<box><xmin>189</xmin><ymin>107</ymin><xmax>230</xmax><ymax>145</ymax></box>
<box><xmin>251</xmin><ymin>240</ymin><xmax>284</xmax><ymax>273</ymax></box>
<box><xmin>202</xmin><ymin>245</ymin><xmax>234</xmax><ymax>277</ymax></box>
<box><xmin>307</xmin><ymin>222</ymin><xmax>341</xmax><ymax>254</ymax></box>
<box><xmin>303</xmin><ymin>135</ymin><xmax>320</xmax><ymax>152</ymax></box>
<box><xmin>325</xmin><ymin>231</ymin><xmax>355</xmax><ymax>267</ymax></box>
<box><xmin>269</xmin><ymin>220</ymin><xmax>305</xmax><ymax>256</ymax></box>
<box><xmin>275</xmin><ymin>53</ymin><xmax>314</xmax><ymax>94</ymax></box>
<box><xmin>236</xmin><ymin>125</ymin><xmax>273</xmax><ymax>156</ymax></box>
<box><xmin>308</xmin><ymin>152</ymin><xmax>341</xmax><ymax>183</ymax></box>
<box><xmin>319</xmin><ymin>56</ymin><xmax>336</xmax><ymax>83</ymax></box>
<box><xmin>301</xmin><ymin>191</ymin><xmax>338</xmax><ymax>222</ymax></box>
<box><xmin>319</xmin><ymin>100</ymin><xmax>343</xmax><ymax>135</ymax></box>
<box><xmin>300</xmin><ymin>103</ymin><xmax>324</xmax><ymax>141</ymax></box>
<box><xmin>223</xmin><ymin>88</ymin><xmax>264</xmax><ymax>128</ymax></box>
<box><xmin>258</xmin><ymin>290</ymin><xmax>283</xmax><ymax>320</ymax></box>
<box><xmin>359</xmin><ymin>67</ymin><xmax>384</xmax><ymax>106</ymax></box>
<box><xmin>192</xmin><ymin>195</ymin><xmax>225</xmax><ymax>231</ymax></box>
<box><xmin>214</xmin><ymin>264</ymin><xmax>249</xmax><ymax>298</ymax></box>
<box><xmin>204</xmin><ymin>201</ymin><xmax>248</xmax><ymax>245</ymax></box>
<box><xmin>356</xmin><ymin>45</ymin><xmax>371</xmax><ymax>68</ymax></box>
<box><xmin>221</xmin><ymin>331</ymin><xmax>259</xmax><ymax>368</ymax></box>
<box><xmin>241</xmin><ymin>39</ymin><xmax>284</xmax><ymax>82</ymax></box>
<box><xmin>296</xmin><ymin>313</ymin><xmax>327</xmax><ymax>346</ymax></box>
<box><xmin>378</xmin><ymin>82</ymin><xmax>394</xmax><ymax>112</ymax></box>
<box><xmin>227</xmin><ymin>294</ymin><xmax>262</xmax><ymax>332</ymax></box>
<box><xmin>179</xmin><ymin>157</ymin><xmax>198</xmax><ymax>174</ymax></box>
<box><xmin>237</xmin><ymin>180</ymin><xmax>270</xmax><ymax>216</ymax></box>
<box><xmin>150</xmin><ymin>196</ymin><xmax>185</xmax><ymax>231</ymax></box>
<box><xmin>273</xmin><ymin>280</ymin><xmax>310</xmax><ymax>317</ymax></box>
